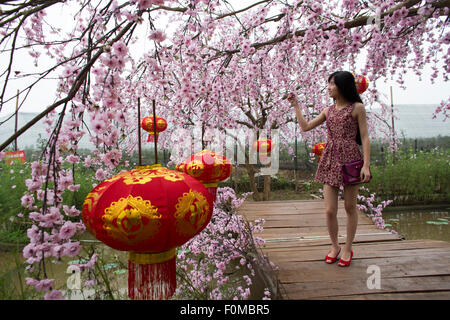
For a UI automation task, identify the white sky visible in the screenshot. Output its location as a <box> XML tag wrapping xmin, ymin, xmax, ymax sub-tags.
<box><xmin>0</xmin><ymin>1</ymin><xmax>448</xmax><ymax>117</ymax></box>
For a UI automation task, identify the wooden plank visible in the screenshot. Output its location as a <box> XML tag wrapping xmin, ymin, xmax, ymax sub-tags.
<box><xmin>262</xmin><ymin>238</ymin><xmax>450</xmax><ymax>251</ymax></box>
<box><xmin>276</xmin><ymin>254</ymin><xmax>450</xmax><ymax>283</ymax></box>
<box><xmin>283</xmin><ymin>275</ymin><xmax>450</xmax><ymax>299</ymax></box>
<box><xmin>262</xmin><ymin>238</ymin><xmax>448</xmax><ymax>251</ymax></box>
<box><xmin>266</xmin><ymin>246</ymin><xmax>450</xmax><ymax>263</ymax></box>
<box><xmin>324</xmin><ymin>291</ymin><xmax>450</xmax><ymax>300</ymax></box>
<box><xmin>257</xmin><ymin>230</ymin><xmax>401</xmax><ymax>246</ymax></box>
<box><xmin>259</xmin><ymin>224</ymin><xmax>374</xmax><ymax>231</ymax></box>
<box><xmin>259</xmin><ymin>218</ymin><xmax>384</xmax><ymax>230</ymax></box>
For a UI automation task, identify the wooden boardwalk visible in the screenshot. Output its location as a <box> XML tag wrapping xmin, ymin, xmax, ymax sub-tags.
<box><xmin>239</xmin><ymin>200</ymin><xmax>450</xmax><ymax>299</ymax></box>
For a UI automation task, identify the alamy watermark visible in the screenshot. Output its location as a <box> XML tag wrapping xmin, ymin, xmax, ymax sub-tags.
<box><xmin>366</xmin><ymin>265</ymin><xmax>381</xmax><ymax>290</ymax></box>
<box><xmin>365</xmin><ymin>4</ymin><xmax>382</xmax><ymax>30</ymax></box>
<box><xmin>66</xmin><ymin>265</ymin><xmax>81</xmax><ymax>291</ymax></box>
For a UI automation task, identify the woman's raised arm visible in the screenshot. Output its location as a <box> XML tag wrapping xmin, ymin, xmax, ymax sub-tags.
<box><xmin>287</xmin><ymin>93</ymin><xmax>327</xmax><ymax>132</ymax></box>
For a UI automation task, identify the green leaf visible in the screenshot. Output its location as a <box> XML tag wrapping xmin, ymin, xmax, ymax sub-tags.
<box><xmin>68</xmin><ymin>259</ymin><xmax>87</xmax><ymax>265</ymax></box>
<box><xmin>113</xmin><ymin>269</ymin><xmax>127</xmax><ymax>275</ymax></box>
<box><xmin>426</xmin><ymin>221</ymin><xmax>448</xmax><ymax>225</ymax></box>
<box><xmin>101</xmin><ymin>263</ymin><xmax>118</xmax><ymax>270</ymax></box>
<box><xmin>177</xmin><ymin>248</ymin><xmax>190</xmax><ymax>254</ymax></box>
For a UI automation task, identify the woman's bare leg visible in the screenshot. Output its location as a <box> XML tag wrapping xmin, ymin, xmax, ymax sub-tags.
<box><xmin>340</xmin><ymin>184</ymin><xmax>359</xmax><ymax>263</ymax></box>
<box><xmin>323</xmin><ymin>184</ymin><xmax>340</xmax><ymax>258</ymax></box>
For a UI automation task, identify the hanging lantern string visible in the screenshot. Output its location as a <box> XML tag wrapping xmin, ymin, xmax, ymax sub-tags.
<box><xmin>138</xmin><ymin>97</ymin><xmax>143</xmax><ymax>167</ymax></box>
<box><xmin>152</xmin><ymin>99</ymin><xmax>158</xmax><ymax>164</ymax></box>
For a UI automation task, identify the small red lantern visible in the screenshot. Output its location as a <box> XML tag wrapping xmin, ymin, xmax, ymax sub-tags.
<box><xmin>353</xmin><ymin>74</ymin><xmax>369</xmax><ymax>94</ymax></box>
<box><xmin>176</xmin><ymin>150</ymin><xmax>232</xmax><ymax>202</ymax></box>
<box><xmin>141</xmin><ymin>115</ymin><xmax>167</xmax><ymax>142</ymax></box>
<box><xmin>252</xmin><ymin>138</ymin><xmax>272</xmax><ymax>154</ymax></box>
<box><xmin>252</xmin><ymin>138</ymin><xmax>272</xmax><ymax>164</ymax></box>
<box><xmin>82</xmin><ymin>164</ymin><xmax>214</xmax><ymax>300</ymax></box>
<box><xmin>312</xmin><ymin>142</ymin><xmax>326</xmax><ymax>161</ymax></box>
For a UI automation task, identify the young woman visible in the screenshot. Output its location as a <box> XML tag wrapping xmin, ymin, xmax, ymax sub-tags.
<box><xmin>287</xmin><ymin>71</ymin><xmax>371</xmax><ymax>267</ymax></box>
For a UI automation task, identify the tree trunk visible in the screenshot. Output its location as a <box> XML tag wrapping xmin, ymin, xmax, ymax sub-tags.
<box><xmin>263</xmin><ymin>174</ymin><xmax>271</xmax><ymax>201</ymax></box>
<box><xmin>245</xmin><ymin>163</ymin><xmax>261</xmax><ymax>201</ymax></box>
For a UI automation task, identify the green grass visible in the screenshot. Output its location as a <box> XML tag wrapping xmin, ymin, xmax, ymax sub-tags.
<box><xmin>0</xmin><ymin>248</ymin><xmax>42</xmax><ymax>299</ymax></box>
<box><xmin>0</xmin><ymin>163</ymin><xmax>30</xmax><ymax>244</ymax></box>
<box><xmin>367</xmin><ymin>148</ymin><xmax>450</xmax><ymax>205</ymax></box>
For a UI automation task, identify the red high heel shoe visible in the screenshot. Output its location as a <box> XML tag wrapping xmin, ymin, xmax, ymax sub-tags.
<box><xmin>338</xmin><ymin>251</ymin><xmax>354</xmax><ymax>267</ymax></box>
<box><xmin>325</xmin><ymin>247</ymin><xmax>341</xmax><ymax>264</ymax></box>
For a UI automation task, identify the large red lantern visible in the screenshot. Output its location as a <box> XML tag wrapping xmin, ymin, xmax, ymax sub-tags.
<box><xmin>176</xmin><ymin>150</ymin><xmax>232</xmax><ymax>202</ymax></box>
<box><xmin>353</xmin><ymin>74</ymin><xmax>369</xmax><ymax>94</ymax></box>
<box><xmin>82</xmin><ymin>164</ymin><xmax>214</xmax><ymax>299</ymax></box>
<box><xmin>141</xmin><ymin>115</ymin><xmax>167</xmax><ymax>142</ymax></box>
<box><xmin>312</xmin><ymin>142</ymin><xmax>326</xmax><ymax>161</ymax></box>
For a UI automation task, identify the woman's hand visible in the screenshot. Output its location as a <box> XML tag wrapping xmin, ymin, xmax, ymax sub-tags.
<box><xmin>287</xmin><ymin>93</ymin><xmax>298</xmax><ymax>105</ymax></box>
<box><xmin>360</xmin><ymin>165</ymin><xmax>371</xmax><ymax>183</ymax></box>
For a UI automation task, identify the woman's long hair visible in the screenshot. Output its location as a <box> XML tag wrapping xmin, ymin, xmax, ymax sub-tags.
<box><xmin>328</xmin><ymin>71</ymin><xmax>363</xmax><ymax>145</ymax></box>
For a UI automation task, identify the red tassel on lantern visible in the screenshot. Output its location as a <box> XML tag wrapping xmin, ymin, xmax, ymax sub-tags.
<box><xmin>147</xmin><ymin>133</ymin><xmax>159</xmax><ymax>143</ymax></box>
<box><xmin>128</xmin><ymin>250</ymin><xmax>176</xmax><ymax>300</ymax></box>
<box><xmin>203</xmin><ymin>182</ymin><xmax>218</xmax><ymax>203</ymax></box>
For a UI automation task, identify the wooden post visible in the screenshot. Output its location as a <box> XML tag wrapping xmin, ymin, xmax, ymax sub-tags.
<box><xmin>137</xmin><ymin>98</ymin><xmax>142</xmax><ymax>166</ymax></box>
<box><xmin>201</xmin><ymin>122</ymin><xmax>205</xmax><ymax>150</ymax></box>
<box><xmin>390</xmin><ymin>86</ymin><xmax>396</xmax><ymax>163</ymax></box>
<box><xmin>234</xmin><ymin>140</ymin><xmax>238</xmax><ymax>192</ymax></box>
<box><xmin>152</xmin><ymin>99</ymin><xmax>158</xmax><ymax>164</ymax></box>
<box><xmin>14</xmin><ymin>89</ymin><xmax>19</xmax><ymax>151</ymax></box>
<box><xmin>294</xmin><ymin>118</ymin><xmax>298</xmax><ymax>191</ymax></box>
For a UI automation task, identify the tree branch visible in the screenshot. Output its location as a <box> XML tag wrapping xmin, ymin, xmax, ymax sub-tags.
<box><xmin>0</xmin><ymin>19</ymin><xmax>137</xmax><ymax>152</ymax></box>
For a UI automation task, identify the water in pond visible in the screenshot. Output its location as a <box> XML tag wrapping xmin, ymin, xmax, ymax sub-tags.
<box><xmin>382</xmin><ymin>206</ymin><xmax>450</xmax><ymax>242</ymax></box>
<box><xmin>1</xmin><ymin>231</ymin><xmax>265</xmax><ymax>299</ymax></box>
<box><xmin>0</xmin><ymin>233</ymin><xmax>129</xmax><ymax>300</ymax></box>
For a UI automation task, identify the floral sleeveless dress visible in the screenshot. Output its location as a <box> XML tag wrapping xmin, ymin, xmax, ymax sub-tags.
<box><xmin>314</xmin><ymin>103</ymin><xmax>362</xmax><ymax>187</ymax></box>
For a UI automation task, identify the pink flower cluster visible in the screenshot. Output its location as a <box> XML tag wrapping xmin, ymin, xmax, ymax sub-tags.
<box><xmin>19</xmin><ymin>156</ymin><xmax>87</xmax><ymax>298</ymax></box>
<box><xmin>136</xmin><ymin>0</ymin><xmax>166</xmax><ymax>10</ymax></box>
<box><xmin>432</xmin><ymin>98</ymin><xmax>450</xmax><ymax>121</ymax></box>
<box><xmin>357</xmin><ymin>186</ymin><xmax>395</xmax><ymax>232</ymax></box>
<box><xmin>175</xmin><ymin>187</ymin><xmax>272</xmax><ymax>300</ymax></box>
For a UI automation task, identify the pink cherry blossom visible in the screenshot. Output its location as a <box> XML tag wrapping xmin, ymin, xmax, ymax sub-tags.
<box><xmin>113</xmin><ymin>41</ymin><xmax>128</xmax><ymax>57</ymax></box>
<box><xmin>25</xmin><ymin>278</ymin><xmax>54</xmax><ymax>292</ymax></box>
<box><xmin>149</xmin><ymin>30</ymin><xmax>166</xmax><ymax>42</ymax></box>
<box><xmin>44</xmin><ymin>290</ymin><xmax>64</xmax><ymax>300</ymax></box>
<box><xmin>63</xmin><ymin>205</ymin><xmax>80</xmax><ymax>217</ymax></box>
<box><xmin>67</xmin><ymin>184</ymin><xmax>80</xmax><ymax>192</ymax></box>
<box><xmin>63</xmin><ymin>242</ymin><xmax>82</xmax><ymax>257</ymax></box>
<box><xmin>59</xmin><ymin>221</ymin><xmax>77</xmax><ymax>240</ymax></box>
<box><xmin>66</xmin><ymin>155</ymin><xmax>80</xmax><ymax>164</ymax></box>
<box><xmin>95</xmin><ymin>168</ymin><xmax>107</xmax><ymax>181</ymax></box>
